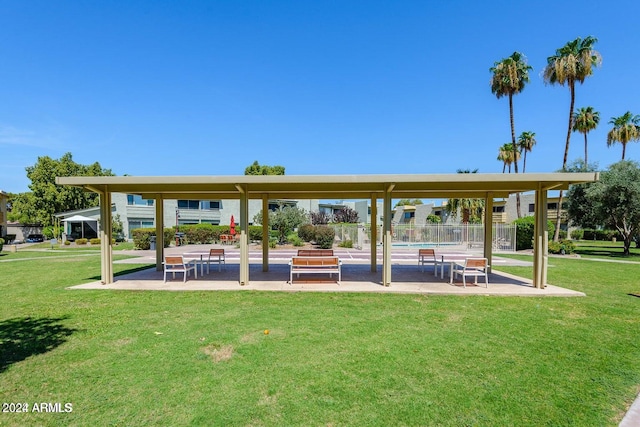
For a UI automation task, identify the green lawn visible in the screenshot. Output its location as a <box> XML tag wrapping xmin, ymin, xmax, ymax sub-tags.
<box><xmin>0</xmin><ymin>251</ymin><xmax>639</xmax><ymax>426</ymax></box>
<box><xmin>573</xmin><ymin>239</ymin><xmax>640</xmax><ymax>259</ymax></box>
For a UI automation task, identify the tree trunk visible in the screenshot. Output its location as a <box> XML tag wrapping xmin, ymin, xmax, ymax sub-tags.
<box><xmin>509</xmin><ymin>94</ymin><xmax>522</xmax><ymax>219</ymax></box>
<box><xmin>555</xmin><ymin>81</ymin><xmax>576</xmax><ymax>242</ymax></box>
<box><xmin>622</xmin><ymin>143</ymin><xmax>627</xmax><ymax>160</ymax></box>
<box><xmin>584</xmin><ymin>132</ymin><xmax>588</xmax><ymax>167</ymax></box>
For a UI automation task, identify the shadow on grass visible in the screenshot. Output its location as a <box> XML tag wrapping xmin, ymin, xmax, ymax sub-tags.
<box><xmin>575</xmin><ymin>247</ymin><xmax>640</xmax><ymax>259</ymax></box>
<box><xmin>0</xmin><ymin>316</ymin><xmax>77</xmax><ymax>373</ymax></box>
<box><xmin>87</xmin><ymin>265</ymin><xmax>154</xmax><ymax>281</ymax></box>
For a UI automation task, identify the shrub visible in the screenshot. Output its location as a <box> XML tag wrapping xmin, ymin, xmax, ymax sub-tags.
<box><xmin>132</xmin><ymin>228</ymin><xmax>174</xmax><ymax>249</ymax></box>
<box><xmin>249</xmin><ymin>226</ymin><xmax>263</xmax><ymax>241</ymax></box>
<box><xmin>75</xmin><ymin>238</ymin><xmax>88</xmax><ymax>245</ymax></box>
<box><xmin>287</xmin><ymin>232</ymin><xmax>303</xmax><ymax>247</ymax></box>
<box><xmin>570</xmin><ymin>229</ymin><xmax>584</xmax><ymax>240</ymax></box>
<box><xmin>268</xmin><ymin>239</ymin><xmax>277</xmax><ymax>249</ymax></box>
<box><xmin>339</xmin><ymin>240</ymin><xmax>353</xmax><ymax>248</ymax></box>
<box><xmin>513</xmin><ymin>216</ymin><xmax>554</xmax><ymax>251</ymax></box>
<box><xmin>298</xmin><ymin>224</ymin><xmax>316</xmax><ymax>242</ymax></box>
<box><xmin>0</xmin><ymin>237</ymin><xmax>4</xmax><ymax>252</ymax></box>
<box><xmin>64</xmin><ymin>240</ymin><xmax>71</xmax><ymax>246</ymax></box>
<box><xmin>557</xmin><ymin>229</ymin><xmax>567</xmax><ymax>239</ymax></box>
<box><xmin>315</xmin><ymin>226</ymin><xmax>335</xmax><ymax>249</ymax></box>
<box><xmin>90</xmin><ymin>238</ymin><xmax>101</xmax><ymax>245</ymax></box>
<box><xmin>548</xmin><ymin>239</ymin><xmax>576</xmax><ymax>255</ymax></box>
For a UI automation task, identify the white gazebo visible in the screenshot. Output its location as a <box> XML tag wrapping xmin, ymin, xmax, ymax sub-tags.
<box><xmin>61</xmin><ymin>214</ymin><xmax>99</xmax><ymax>240</ymax></box>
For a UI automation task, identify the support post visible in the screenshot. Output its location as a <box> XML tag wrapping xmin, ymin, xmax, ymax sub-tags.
<box><xmin>155</xmin><ymin>195</ymin><xmax>164</xmax><ymax>271</ymax></box>
<box><xmin>483</xmin><ymin>193</ymin><xmax>494</xmax><ymax>273</ymax></box>
<box><xmin>262</xmin><ymin>195</ymin><xmax>269</xmax><ymax>272</ymax></box>
<box><xmin>239</xmin><ymin>186</ymin><xmax>249</xmax><ymax>285</ymax></box>
<box><xmin>533</xmin><ymin>186</ymin><xmax>549</xmax><ymax>288</ymax></box>
<box><xmin>99</xmin><ymin>190</ymin><xmax>113</xmax><ymax>284</ymax></box>
<box><xmin>382</xmin><ymin>185</ymin><xmax>394</xmax><ymax>286</ymax></box>
<box><xmin>370</xmin><ymin>194</ymin><xmax>377</xmax><ymax>273</ymax></box>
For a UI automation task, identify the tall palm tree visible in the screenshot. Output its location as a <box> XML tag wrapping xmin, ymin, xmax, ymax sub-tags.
<box><xmin>543</xmin><ymin>35</ymin><xmax>601</xmax><ymax>240</ymax></box>
<box><xmin>490</xmin><ymin>52</ymin><xmax>532</xmax><ymax>175</ymax></box>
<box><xmin>497</xmin><ymin>143</ymin><xmax>520</xmax><ymax>173</ymax></box>
<box><xmin>517</xmin><ymin>131</ymin><xmax>536</xmax><ymax>173</ymax></box>
<box><xmin>572</xmin><ymin>106</ymin><xmax>600</xmax><ymax>166</ymax></box>
<box><xmin>607</xmin><ymin>111</ymin><xmax>640</xmax><ymax>160</ymax></box>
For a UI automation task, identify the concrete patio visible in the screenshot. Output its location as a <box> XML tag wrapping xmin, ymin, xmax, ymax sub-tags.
<box><xmin>68</xmin><ymin>246</ymin><xmax>585</xmax><ymax>297</ymax></box>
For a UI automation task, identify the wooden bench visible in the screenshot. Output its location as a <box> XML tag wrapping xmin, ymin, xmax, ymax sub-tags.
<box><xmin>452</xmin><ymin>257</ymin><xmax>489</xmax><ymax>288</ymax></box>
<box><xmin>163</xmin><ymin>255</ymin><xmax>197</xmax><ymax>283</ymax></box>
<box><xmin>297</xmin><ymin>249</ymin><xmax>334</xmax><ymax>256</ymax></box>
<box><xmin>289</xmin><ymin>256</ymin><xmax>341</xmax><ymax>284</ymax></box>
<box><xmin>418</xmin><ymin>248</ymin><xmax>440</xmax><ymax>276</ymax></box>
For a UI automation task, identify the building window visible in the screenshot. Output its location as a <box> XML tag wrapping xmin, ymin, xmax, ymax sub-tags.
<box><xmin>127</xmin><ymin>219</ymin><xmax>155</xmax><ymax>237</ymax></box>
<box><xmin>177</xmin><ymin>200</ymin><xmax>200</xmax><ymax>210</ymax></box>
<box><xmin>547</xmin><ymin>203</ymin><xmax>558</xmax><ymax>210</ymax></box>
<box><xmin>200</xmin><ymin>200</ymin><xmax>220</xmax><ymax>210</ymax></box>
<box><xmin>127</xmin><ymin>195</ymin><xmax>153</xmax><ymax>206</ymax></box>
<box><xmin>528</xmin><ymin>204</ymin><xmax>535</xmax><ymax>213</ymax></box>
<box><xmin>404</xmin><ymin>212</ymin><xmax>415</xmax><ymax>219</ymax></box>
<box><xmin>493</xmin><ymin>206</ymin><xmax>505</xmax><ymax>213</ymax></box>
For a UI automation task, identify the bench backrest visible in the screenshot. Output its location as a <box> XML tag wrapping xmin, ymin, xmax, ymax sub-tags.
<box><xmin>292</xmin><ymin>256</ymin><xmax>339</xmax><ymax>266</ymax></box>
<box><xmin>165</xmin><ymin>256</ymin><xmax>185</xmax><ymax>266</ymax></box>
<box><xmin>465</xmin><ymin>258</ymin><xmax>487</xmax><ymax>269</ymax></box>
<box><xmin>297</xmin><ymin>249</ymin><xmax>334</xmax><ymax>257</ymax></box>
<box><xmin>209</xmin><ymin>248</ymin><xmax>225</xmax><ymax>256</ymax></box>
<box><xmin>418</xmin><ymin>248</ymin><xmax>436</xmax><ymax>258</ymax></box>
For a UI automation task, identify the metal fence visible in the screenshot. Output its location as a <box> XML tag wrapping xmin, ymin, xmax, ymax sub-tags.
<box><xmin>328</xmin><ymin>223</ymin><xmax>517</xmax><ymax>252</ymax></box>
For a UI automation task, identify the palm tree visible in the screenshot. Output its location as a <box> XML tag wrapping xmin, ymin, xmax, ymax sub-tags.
<box><xmin>607</xmin><ymin>111</ymin><xmax>640</xmax><ymax>160</ymax></box>
<box><xmin>517</xmin><ymin>131</ymin><xmax>537</xmax><ymax>173</ymax></box>
<box><xmin>497</xmin><ymin>143</ymin><xmax>520</xmax><ymax>173</ymax></box>
<box><xmin>490</xmin><ymin>52</ymin><xmax>532</xmax><ymax>175</ymax></box>
<box><xmin>543</xmin><ymin>35</ymin><xmax>601</xmax><ymax>240</ymax></box>
<box><xmin>572</xmin><ymin>106</ymin><xmax>600</xmax><ymax>166</ymax></box>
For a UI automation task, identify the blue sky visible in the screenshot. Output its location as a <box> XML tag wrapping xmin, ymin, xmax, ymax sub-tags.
<box><xmin>1</xmin><ymin>0</ymin><xmax>639</xmax><ymax>194</ymax></box>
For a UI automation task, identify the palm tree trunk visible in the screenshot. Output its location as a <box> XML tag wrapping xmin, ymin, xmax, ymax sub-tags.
<box><xmin>523</xmin><ymin>151</ymin><xmax>527</xmax><ymax>173</ymax></box>
<box><xmin>509</xmin><ymin>94</ymin><xmax>522</xmax><ymax>218</ymax></box>
<box><xmin>622</xmin><ymin>143</ymin><xmax>626</xmax><ymax>160</ymax></box>
<box><xmin>554</xmin><ymin>81</ymin><xmax>576</xmax><ymax>242</ymax></box>
<box><xmin>584</xmin><ymin>132</ymin><xmax>588</xmax><ymax>167</ymax></box>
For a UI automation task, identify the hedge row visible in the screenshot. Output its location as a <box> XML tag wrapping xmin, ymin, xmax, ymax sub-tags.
<box><xmin>176</xmin><ymin>224</ymin><xmax>263</xmax><ymax>244</ymax></box>
<box><xmin>132</xmin><ymin>228</ymin><xmax>175</xmax><ymax>250</ymax></box>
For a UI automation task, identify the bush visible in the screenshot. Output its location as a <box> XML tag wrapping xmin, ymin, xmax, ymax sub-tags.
<box><xmin>268</xmin><ymin>239</ymin><xmax>277</xmax><ymax>249</ymax></box>
<box><xmin>298</xmin><ymin>224</ymin><xmax>316</xmax><ymax>242</ymax></box>
<box><xmin>513</xmin><ymin>216</ymin><xmax>554</xmax><ymax>251</ymax></box>
<box><xmin>90</xmin><ymin>238</ymin><xmax>101</xmax><ymax>245</ymax></box>
<box><xmin>249</xmin><ymin>226</ymin><xmax>263</xmax><ymax>241</ymax></box>
<box><xmin>287</xmin><ymin>232</ymin><xmax>304</xmax><ymax>247</ymax></box>
<box><xmin>338</xmin><ymin>240</ymin><xmax>353</xmax><ymax>248</ymax></box>
<box><xmin>75</xmin><ymin>238</ymin><xmax>88</xmax><ymax>245</ymax></box>
<box><xmin>315</xmin><ymin>226</ymin><xmax>335</xmax><ymax>249</ymax></box>
<box><xmin>132</xmin><ymin>228</ymin><xmax>174</xmax><ymax>250</ymax></box>
<box><xmin>570</xmin><ymin>229</ymin><xmax>584</xmax><ymax>240</ymax></box>
<box><xmin>64</xmin><ymin>240</ymin><xmax>71</xmax><ymax>246</ymax></box>
<box><xmin>582</xmin><ymin>229</ymin><xmax>623</xmax><ymax>241</ymax></box>
<box><xmin>0</xmin><ymin>237</ymin><xmax>4</xmax><ymax>252</ymax></box>
<box><xmin>548</xmin><ymin>239</ymin><xmax>576</xmax><ymax>254</ymax></box>
<box><xmin>557</xmin><ymin>229</ymin><xmax>567</xmax><ymax>239</ymax></box>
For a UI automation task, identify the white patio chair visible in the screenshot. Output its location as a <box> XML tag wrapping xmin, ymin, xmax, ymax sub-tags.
<box><xmin>453</xmin><ymin>257</ymin><xmax>489</xmax><ymax>288</ymax></box>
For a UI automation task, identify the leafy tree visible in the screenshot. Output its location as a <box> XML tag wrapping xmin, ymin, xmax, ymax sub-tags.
<box><xmin>566</xmin><ymin>159</ymin><xmax>600</xmax><ymax>229</ymax></box>
<box><xmin>333</xmin><ymin>207</ymin><xmax>359</xmax><ymax>223</ymax></box>
<box><xmin>253</xmin><ymin>203</ymin><xmax>308</xmax><ymax>244</ymax></box>
<box><xmin>310</xmin><ymin>211</ymin><xmax>331</xmax><ymax>225</ymax></box>
<box><xmin>585</xmin><ymin>161</ymin><xmax>640</xmax><ymax>255</ymax></box>
<box><xmin>607</xmin><ymin>111</ymin><xmax>640</xmax><ymax>160</ymax></box>
<box><xmin>244</xmin><ymin>161</ymin><xmax>285</xmax><ymax>175</ymax></box>
<box><xmin>394</xmin><ymin>199</ymin><xmax>423</xmax><ymax>207</ymax></box>
<box><xmin>12</xmin><ymin>153</ymin><xmax>113</xmax><ymax>226</ymax></box>
<box><xmin>426</xmin><ymin>214</ymin><xmax>441</xmax><ymax>224</ymax></box>
<box><xmin>517</xmin><ymin>131</ymin><xmax>537</xmax><ymax>173</ymax></box>
<box><xmin>543</xmin><ymin>35</ymin><xmax>601</xmax><ymax>241</ymax></box>
<box><xmin>572</xmin><ymin>106</ymin><xmax>600</xmax><ymax>166</ymax></box>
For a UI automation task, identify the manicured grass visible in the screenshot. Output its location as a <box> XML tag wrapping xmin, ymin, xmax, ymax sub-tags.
<box><xmin>573</xmin><ymin>239</ymin><xmax>640</xmax><ymax>260</ymax></box>
<box><xmin>0</xmin><ymin>252</ymin><xmax>639</xmax><ymax>426</ymax></box>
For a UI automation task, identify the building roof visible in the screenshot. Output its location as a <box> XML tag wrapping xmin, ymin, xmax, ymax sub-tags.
<box><xmin>56</xmin><ymin>172</ymin><xmax>599</xmax><ymax>200</ymax></box>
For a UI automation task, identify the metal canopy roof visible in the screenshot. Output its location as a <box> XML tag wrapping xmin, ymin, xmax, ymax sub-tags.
<box><xmin>57</xmin><ymin>172</ymin><xmax>599</xmax><ymax>199</ymax></box>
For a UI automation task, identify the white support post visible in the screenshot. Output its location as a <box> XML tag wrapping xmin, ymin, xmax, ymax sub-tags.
<box><xmin>382</xmin><ymin>185</ymin><xmax>394</xmax><ymax>286</ymax></box>
<box><xmin>239</xmin><ymin>186</ymin><xmax>249</xmax><ymax>285</ymax></box>
<box><xmin>483</xmin><ymin>193</ymin><xmax>494</xmax><ymax>273</ymax></box>
<box><xmin>99</xmin><ymin>190</ymin><xmax>114</xmax><ymax>284</ymax></box>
